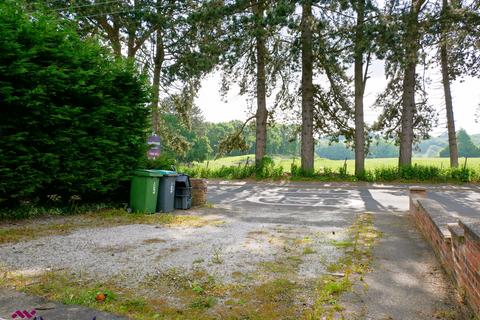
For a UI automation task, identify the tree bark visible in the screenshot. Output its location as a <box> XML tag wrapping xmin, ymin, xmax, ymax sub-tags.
<box><xmin>354</xmin><ymin>0</ymin><xmax>366</xmax><ymax>176</ymax></box>
<box><xmin>127</xmin><ymin>28</ymin><xmax>137</xmax><ymax>58</ymax></box>
<box><xmin>151</xmin><ymin>29</ymin><xmax>164</xmax><ymax>135</ymax></box>
<box><xmin>300</xmin><ymin>0</ymin><xmax>314</xmax><ymax>172</ymax></box>
<box><xmin>127</xmin><ymin>0</ymin><xmax>139</xmax><ymax>58</ymax></box>
<box><xmin>399</xmin><ymin>0</ymin><xmax>423</xmax><ymax>167</ymax></box>
<box><xmin>96</xmin><ymin>16</ymin><xmax>122</xmax><ymax>57</ymax></box>
<box><xmin>440</xmin><ymin>0</ymin><xmax>459</xmax><ymax>167</ymax></box>
<box><xmin>254</xmin><ymin>1</ymin><xmax>268</xmax><ymax>167</ymax></box>
<box><xmin>399</xmin><ymin>60</ymin><xmax>416</xmax><ymax>167</ymax></box>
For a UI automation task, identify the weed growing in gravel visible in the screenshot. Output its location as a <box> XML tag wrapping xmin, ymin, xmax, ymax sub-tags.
<box><xmin>306</xmin><ymin>213</ymin><xmax>381</xmax><ymax>319</ymax></box>
<box><xmin>210</xmin><ymin>247</ymin><xmax>224</xmax><ymax>264</ymax></box>
<box><xmin>303</xmin><ymin>247</ymin><xmax>316</xmax><ymax>255</ymax></box>
<box><xmin>329</xmin><ymin>239</ymin><xmax>355</xmax><ymax>248</ymax></box>
<box><xmin>190</xmin><ymin>296</ymin><xmax>217</xmax><ymax>309</ymax></box>
<box><xmin>259</xmin><ymin>255</ymin><xmax>302</xmax><ymax>274</ymax></box>
<box><xmin>193</xmin><ymin>258</ymin><xmax>205</xmax><ymax>264</ymax></box>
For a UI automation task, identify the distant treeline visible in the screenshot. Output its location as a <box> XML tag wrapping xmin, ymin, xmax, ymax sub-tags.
<box><xmin>318</xmin><ymin>129</ymin><xmax>480</xmax><ymax>160</ymax></box>
<box><xmin>162</xmin><ymin>119</ymin><xmax>480</xmax><ymax>162</ymax></box>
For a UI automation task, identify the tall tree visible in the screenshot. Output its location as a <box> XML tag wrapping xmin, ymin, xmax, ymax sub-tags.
<box><xmin>281</xmin><ymin>0</ymin><xmax>354</xmax><ymax>173</ymax></box>
<box><xmin>439</xmin><ymin>0</ymin><xmax>459</xmax><ymax>167</ymax></box>
<box><xmin>373</xmin><ymin>0</ymin><xmax>437</xmax><ymax>165</ymax></box>
<box><xmin>434</xmin><ymin>0</ymin><xmax>480</xmax><ymax>167</ymax></box>
<box><xmin>151</xmin><ymin>1</ymin><xmax>164</xmax><ymax>135</ymax></box>
<box><xmin>300</xmin><ymin>0</ymin><xmax>315</xmax><ymax>172</ymax></box>
<box><xmin>398</xmin><ymin>0</ymin><xmax>426</xmax><ymax>167</ymax></box>
<box><xmin>254</xmin><ymin>0</ymin><xmax>268</xmax><ymax>166</ymax></box>
<box><xmin>353</xmin><ymin>0</ymin><xmax>368</xmax><ymax>176</ymax></box>
<box><xmin>347</xmin><ymin>0</ymin><xmax>378</xmax><ymax>176</ymax></box>
<box><xmin>214</xmin><ymin>0</ymin><xmax>292</xmax><ymax>163</ymax></box>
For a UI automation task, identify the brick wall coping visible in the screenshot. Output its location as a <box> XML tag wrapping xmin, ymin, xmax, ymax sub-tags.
<box><xmin>417</xmin><ymin>198</ymin><xmax>458</xmax><ymax>239</ymax></box>
<box><xmin>459</xmin><ymin>220</ymin><xmax>480</xmax><ymax>242</ymax></box>
<box><xmin>447</xmin><ymin>223</ymin><xmax>465</xmax><ymax>238</ymax></box>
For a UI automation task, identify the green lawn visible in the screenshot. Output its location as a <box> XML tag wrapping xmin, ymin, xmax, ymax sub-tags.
<box><xmin>191</xmin><ymin>154</ymin><xmax>480</xmax><ymax>175</ymax></box>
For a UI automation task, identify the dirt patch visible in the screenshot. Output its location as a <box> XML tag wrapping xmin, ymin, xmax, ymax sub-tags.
<box><xmin>0</xmin><ymin>209</ymin><xmax>223</xmax><ymax>244</ymax></box>
<box><xmin>142</xmin><ymin>238</ymin><xmax>167</xmax><ymax>244</ymax></box>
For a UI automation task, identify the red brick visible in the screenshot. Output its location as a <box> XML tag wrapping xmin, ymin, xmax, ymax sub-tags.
<box><xmin>466</xmin><ymin>247</ymin><xmax>480</xmax><ymax>266</ymax></box>
<box><xmin>466</xmin><ymin>238</ymin><xmax>480</xmax><ymax>254</ymax></box>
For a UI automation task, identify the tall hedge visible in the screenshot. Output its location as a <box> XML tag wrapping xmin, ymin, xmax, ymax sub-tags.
<box><xmin>0</xmin><ymin>3</ymin><xmax>150</xmax><ymax>205</ymax></box>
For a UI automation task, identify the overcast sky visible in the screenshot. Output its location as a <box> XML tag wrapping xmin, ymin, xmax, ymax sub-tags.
<box><xmin>195</xmin><ymin>60</ymin><xmax>480</xmax><ymax>136</ymax></box>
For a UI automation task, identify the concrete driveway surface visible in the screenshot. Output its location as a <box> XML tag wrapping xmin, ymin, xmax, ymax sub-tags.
<box><xmin>208</xmin><ymin>180</ymin><xmax>479</xmax><ymax>319</ymax></box>
<box><xmin>208</xmin><ymin>180</ymin><xmax>480</xmax><ymax>221</ymax></box>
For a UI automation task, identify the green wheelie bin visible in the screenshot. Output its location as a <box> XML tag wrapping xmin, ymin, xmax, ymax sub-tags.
<box><xmin>130</xmin><ymin>169</ymin><xmax>165</xmax><ymax>213</ymax></box>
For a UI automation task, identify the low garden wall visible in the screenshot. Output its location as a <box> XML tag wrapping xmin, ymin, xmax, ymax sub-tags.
<box><xmin>191</xmin><ymin>178</ymin><xmax>207</xmax><ymax>207</ymax></box>
<box><xmin>410</xmin><ymin>187</ymin><xmax>480</xmax><ymax>315</ymax></box>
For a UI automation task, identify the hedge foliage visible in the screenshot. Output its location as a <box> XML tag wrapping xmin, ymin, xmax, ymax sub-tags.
<box><xmin>0</xmin><ymin>3</ymin><xmax>150</xmax><ymax>205</ymax></box>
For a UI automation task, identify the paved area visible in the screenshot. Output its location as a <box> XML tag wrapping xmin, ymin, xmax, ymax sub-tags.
<box><xmin>341</xmin><ymin>212</ymin><xmax>470</xmax><ymax>319</ymax></box>
<box><xmin>0</xmin><ymin>288</ymin><xmax>126</xmax><ymax>320</ymax></box>
<box><xmin>208</xmin><ymin>181</ymin><xmax>479</xmax><ymax>319</ymax></box>
<box><xmin>208</xmin><ymin>181</ymin><xmax>480</xmax><ymax>222</ymax></box>
<box><xmin>0</xmin><ymin>181</ymin><xmax>478</xmax><ymax>319</ymax></box>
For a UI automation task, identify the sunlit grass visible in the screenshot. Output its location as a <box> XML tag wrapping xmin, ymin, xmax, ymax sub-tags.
<box><xmin>191</xmin><ymin>154</ymin><xmax>480</xmax><ymax>175</ymax></box>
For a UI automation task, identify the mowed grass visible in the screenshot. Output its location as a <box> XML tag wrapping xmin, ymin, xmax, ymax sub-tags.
<box><xmin>192</xmin><ymin>155</ymin><xmax>480</xmax><ymax>175</ymax></box>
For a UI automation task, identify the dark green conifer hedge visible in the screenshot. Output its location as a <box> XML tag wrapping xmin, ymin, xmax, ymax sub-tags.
<box><xmin>0</xmin><ymin>2</ymin><xmax>150</xmax><ymax>206</ymax></box>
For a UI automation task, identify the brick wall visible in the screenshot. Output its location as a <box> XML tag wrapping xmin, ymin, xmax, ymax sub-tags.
<box><xmin>410</xmin><ymin>188</ymin><xmax>480</xmax><ymax>315</ymax></box>
<box><xmin>450</xmin><ymin>221</ymin><xmax>480</xmax><ymax>313</ymax></box>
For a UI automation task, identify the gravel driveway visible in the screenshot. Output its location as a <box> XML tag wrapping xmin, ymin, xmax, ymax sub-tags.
<box><xmin>1</xmin><ymin>180</ymin><xmax>476</xmax><ymax>319</ymax></box>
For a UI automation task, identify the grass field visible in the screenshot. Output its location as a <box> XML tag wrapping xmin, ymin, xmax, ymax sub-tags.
<box><xmin>190</xmin><ymin>154</ymin><xmax>480</xmax><ymax>175</ymax></box>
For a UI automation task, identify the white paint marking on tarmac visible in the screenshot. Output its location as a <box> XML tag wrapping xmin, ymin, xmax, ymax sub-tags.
<box><xmin>246</xmin><ymin>188</ymin><xmax>364</xmax><ymax>208</ymax></box>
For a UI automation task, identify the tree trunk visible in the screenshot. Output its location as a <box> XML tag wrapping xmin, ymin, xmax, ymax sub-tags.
<box><xmin>127</xmin><ymin>28</ymin><xmax>136</xmax><ymax>58</ymax></box>
<box><xmin>111</xmin><ymin>37</ymin><xmax>122</xmax><ymax>57</ymax></box>
<box><xmin>127</xmin><ymin>0</ymin><xmax>139</xmax><ymax>58</ymax></box>
<box><xmin>300</xmin><ymin>0</ymin><xmax>314</xmax><ymax>172</ymax></box>
<box><xmin>354</xmin><ymin>0</ymin><xmax>366</xmax><ymax>176</ymax></box>
<box><xmin>399</xmin><ymin>60</ymin><xmax>415</xmax><ymax>167</ymax></box>
<box><xmin>254</xmin><ymin>1</ymin><xmax>268</xmax><ymax>167</ymax></box>
<box><xmin>151</xmin><ymin>29</ymin><xmax>164</xmax><ymax>135</ymax></box>
<box><xmin>399</xmin><ymin>1</ymin><xmax>423</xmax><ymax>167</ymax></box>
<box><xmin>440</xmin><ymin>0</ymin><xmax>459</xmax><ymax>167</ymax></box>
<box><xmin>96</xmin><ymin>16</ymin><xmax>122</xmax><ymax>58</ymax></box>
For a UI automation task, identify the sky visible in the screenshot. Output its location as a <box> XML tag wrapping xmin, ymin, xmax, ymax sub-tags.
<box><xmin>195</xmin><ymin>61</ymin><xmax>480</xmax><ymax>137</ymax></box>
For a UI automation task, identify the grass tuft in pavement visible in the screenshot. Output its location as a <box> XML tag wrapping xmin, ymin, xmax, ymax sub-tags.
<box><xmin>306</xmin><ymin>213</ymin><xmax>381</xmax><ymax>319</ymax></box>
